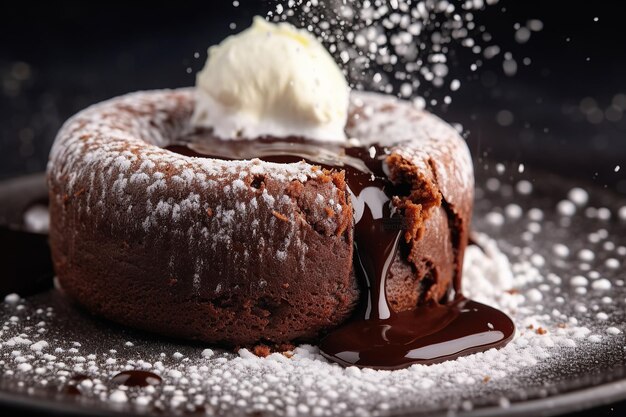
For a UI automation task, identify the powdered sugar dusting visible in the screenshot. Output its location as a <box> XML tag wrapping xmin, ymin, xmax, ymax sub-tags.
<box><xmin>47</xmin><ymin>88</ymin><xmax>472</xmax><ymax>295</ymax></box>
<box><xmin>348</xmin><ymin>92</ymin><xmax>473</xmax><ymax>202</ymax></box>
<box><xmin>49</xmin><ymin>88</ymin><xmax>325</xmax><ymax>214</ymax></box>
<box><xmin>47</xmin><ymin>89</ymin><xmax>339</xmax><ymax>295</ymax></box>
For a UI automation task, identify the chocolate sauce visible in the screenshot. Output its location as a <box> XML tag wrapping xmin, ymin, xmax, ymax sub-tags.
<box><xmin>63</xmin><ymin>385</ymin><xmax>82</xmax><ymax>396</ymax></box>
<box><xmin>111</xmin><ymin>370</ymin><xmax>162</xmax><ymax>387</ymax></box>
<box><xmin>320</xmin><ymin>298</ymin><xmax>514</xmax><ymax>369</ymax></box>
<box><xmin>167</xmin><ymin>138</ymin><xmax>515</xmax><ymax>370</ymax></box>
<box><xmin>62</xmin><ymin>374</ymin><xmax>90</xmax><ymax>396</ymax></box>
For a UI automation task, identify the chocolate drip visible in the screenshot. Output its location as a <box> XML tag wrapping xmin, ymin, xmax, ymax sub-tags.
<box><xmin>62</xmin><ymin>374</ymin><xmax>90</xmax><ymax>396</ymax></box>
<box><xmin>111</xmin><ymin>370</ymin><xmax>162</xmax><ymax>387</ymax></box>
<box><xmin>166</xmin><ymin>137</ymin><xmax>514</xmax><ymax>370</ymax></box>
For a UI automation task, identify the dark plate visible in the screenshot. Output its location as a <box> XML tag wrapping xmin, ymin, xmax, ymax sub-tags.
<box><xmin>0</xmin><ymin>166</ymin><xmax>625</xmax><ymax>417</ymax></box>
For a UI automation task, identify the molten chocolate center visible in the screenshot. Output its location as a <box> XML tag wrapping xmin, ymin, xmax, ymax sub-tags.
<box><xmin>166</xmin><ymin>137</ymin><xmax>514</xmax><ymax>370</ymax></box>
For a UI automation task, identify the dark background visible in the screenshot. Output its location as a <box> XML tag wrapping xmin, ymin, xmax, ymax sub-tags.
<box><xmin>1</xmin><ymin>0</ymin><xmax>625</xmax><ymax>191</ymax></box>
<box><xmin>1</xmin><ymin>0</ymin><xmax>625</xmax><ymax>415</ymax></box>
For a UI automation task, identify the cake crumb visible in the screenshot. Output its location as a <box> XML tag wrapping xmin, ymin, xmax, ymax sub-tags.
<box><xmin>253</xmin><ymin>345</ymin><xmax>271</xmax><ymax>358</ymax></box>
<box><xmin>277</xmin><ymin>343</ymin><xmax>296</xmax><ymax>352</ymax></box>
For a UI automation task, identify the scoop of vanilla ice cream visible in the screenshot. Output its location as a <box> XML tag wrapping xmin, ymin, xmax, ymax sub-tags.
<box><xmin>192</xmin><ymin>16</ymin><xmax>350</xmax><ymax>142</ymax></box>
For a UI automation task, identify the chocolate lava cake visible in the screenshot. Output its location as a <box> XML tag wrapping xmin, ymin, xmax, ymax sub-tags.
<box><xmin>47</xmin><ymin>89</ymin><xmax>473</xmax><ymax>346</ymax></box>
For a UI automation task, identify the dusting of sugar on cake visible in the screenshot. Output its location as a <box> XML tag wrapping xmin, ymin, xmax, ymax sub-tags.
<box><xmin>347</xmin><ymin>91</ymin><xmax>473</xmax><ymax>211</ymax></box>
<box><xmin>47</xmin><ymin>89</ymin><xmax>346</xmax><ymax>295</ymax></box>
<box><xmin>47</xmin><ymin>88</ymin><xmax>471</xmax><ymax>296</ymax></box>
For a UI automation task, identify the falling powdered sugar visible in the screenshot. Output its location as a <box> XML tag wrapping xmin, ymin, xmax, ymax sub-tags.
<box><xmin>266</xmin><ymin>0</ymin><xmax>542</xmax><ymax>107</ymax></box>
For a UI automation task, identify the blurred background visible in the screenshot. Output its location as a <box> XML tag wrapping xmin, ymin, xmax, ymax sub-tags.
<box><xmin>1</xmin><ymin>0</ymin><xmax>625</xmax><ymax>194</ymax></box>
<box><xmin>0</xmin><ymin>1</ymin><xmax>625</xmax><ymax>416</ymax></box>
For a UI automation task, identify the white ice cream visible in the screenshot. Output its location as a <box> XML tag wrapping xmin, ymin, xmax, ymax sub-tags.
<box><xmin>192</xmin><ymin>17</ymin><xmax>350</xmax><ymax>142</ymax></box>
